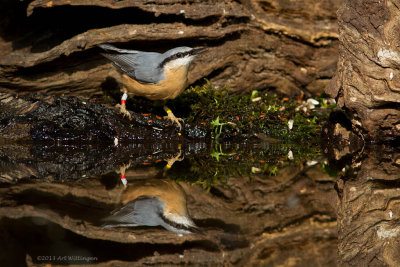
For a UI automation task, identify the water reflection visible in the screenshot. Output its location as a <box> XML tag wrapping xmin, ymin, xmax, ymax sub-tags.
<box><xmin>0</xmin><ymin>141</ymin><xmax>207</xmax><ymax>182</ymax></box>
<box><xmin>103</xmin><ymin>178</ymin><xmax>199</xmax><ymax>234</ymax></box>
<box><xmin>332</xmin><ymin>145</ymin><xmax>400</xmax><ymax>266</ymax></box>
<box><xmin>0</xmin><ymin>140</ymin><xmax>338</xmax><ymax>265</ymax></box>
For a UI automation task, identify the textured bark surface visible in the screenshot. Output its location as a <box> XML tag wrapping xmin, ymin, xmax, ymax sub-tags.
<box><xmin>0</xmin><ymin>93</ymin><xmax>207</xmax><ymax>142</ymax></box>
<box><xmin>326</xmin><ymin>0</ymin><xmax>400</xmax><ymax>141</ymax></box>
<box><xmin>0</xmin><ymin>162</ymin><xmax>337</xmax><ymax>266</ymax></box>
<box><xmin>323</xmin><ymin>113</ymin><xmax>400</xmax><ymax>266</ymax></box>
<box><xmin>321</xmin><ymin>111</ymin><xmax>364</xmax><ymax>169</ymax></box>
<box><xmin>335</xmin><ymin>145</ymin><xmax>400</xmax><ymax>266</ymax></box>
<box><xmin>0</xmin><ymin>0</ymin><xmax>340</xmax><ymax>97</ymax></box>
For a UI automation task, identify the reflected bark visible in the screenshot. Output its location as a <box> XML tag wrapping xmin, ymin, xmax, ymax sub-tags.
<box><xmin>334</xmin><ymin>145</ymin><xmax>400</xmax><ymax>266</ymax></box>
<box><xmin>0</xmin><ymin>152</ymin><xmax>337</xmax><ymax>265</ymax></box>
<box><xmin>0</xmin><ymin>141</ymin><xmax>206</xmax><ymax>183</ymax></box>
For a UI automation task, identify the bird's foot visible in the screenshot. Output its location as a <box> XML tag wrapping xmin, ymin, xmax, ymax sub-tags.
<box><xmin>164</xmin><ymin>150</ymin><xmax>184</xmax><ymax>171</ymax></box>
<box><xmin>164</xmin><ymin>112</ymin><xmax>184</xmax><ymax>131</ymax></box>
<box><xmin>172</xmin><ymin>150</ymin><xmax>184</xmax><ymax>162</ymax></box>
<box><xmin>116</xmin><ymin>104</ymin><xmax>132</xmax><ymax>120</ymax></box>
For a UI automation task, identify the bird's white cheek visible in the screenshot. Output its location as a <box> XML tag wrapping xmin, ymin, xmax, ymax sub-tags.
<box><xmin>164</xmin><ymin>212</ymin><xmax>195</xmax><ymax>227</ymax></box>
<box><xmin>166</xmin><ymin>57</ymin><xmax>193</xmax><ymax>69</ymax></box>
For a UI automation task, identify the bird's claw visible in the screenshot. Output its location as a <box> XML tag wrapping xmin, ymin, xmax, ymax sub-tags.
<box><xmin>173</xmin><ymin>150</ymin><xmax>184</xmax><ymax>162</ymax></box>
<box><xmin>164</xmin><ymin>150</ymin><xmax>184</xmax><ymax>171</ymax></box>
<box><xmin>164</xmin><ymin>113</ymin><xmax>184</xmax><ymax>131</ymax></box>
<box><xmin>116</xmin><ymin>104</ymin><xmax>132</xmax><ymax>120</ymax></box>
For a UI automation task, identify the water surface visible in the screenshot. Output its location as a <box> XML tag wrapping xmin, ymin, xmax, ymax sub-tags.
<box><xmin>0</xmin><ymin>140</ymin><xmax>339</xmax><ymax>266</ymax></box>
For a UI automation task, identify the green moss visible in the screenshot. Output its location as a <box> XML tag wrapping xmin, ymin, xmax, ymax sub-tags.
<box><xmin>160</xmin><ymin>81</ymin><xmax>337</xmax><ymax>188</ymax></box>
<box><xmin>169</xmin><ymin>80</ymin><xmax>335</xmax><ymax>143</ymax></box>
<box><xmin>103</xmin><ymin>80</ymin><xmax>337</xmax><ymax>189</ymax></box>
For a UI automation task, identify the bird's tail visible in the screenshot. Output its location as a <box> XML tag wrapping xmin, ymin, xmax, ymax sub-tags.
<box><xmin>97</xmin><ymin>43</ymin><xmax>140</xmax><ymax>54</ymax></box>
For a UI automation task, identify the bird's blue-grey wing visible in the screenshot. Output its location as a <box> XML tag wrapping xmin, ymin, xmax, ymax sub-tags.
<box><xmin>125</xmin><ymin>53</ymin><xmax>165</xmax><ymax>84</ymax></box>
<box><xmin>102</xmin><ymin>196</ymin><xmax>165</xmax><ymax>228</ymax></box>
<box><xmin>98</xmin><ymin>44</ymin><xmax>165</xmax><ymax>84</ymax></box>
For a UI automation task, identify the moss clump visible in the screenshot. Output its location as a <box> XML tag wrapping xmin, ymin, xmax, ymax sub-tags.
<box><xmin>100</xmin><ymin>80</ymin><xmax>337</xmax><ymax>188</ymax></box>
<box><xmin>169</xmin><ymin>81</ymin><xmax>334</xmax><ymax>143</ymax></box>
<box><xmin>161</xmin><ymin>81</ymin><xmax>337</xmax><ymax>188</ymax></box>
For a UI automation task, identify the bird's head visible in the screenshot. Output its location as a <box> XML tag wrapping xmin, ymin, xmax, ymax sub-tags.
<box><xmin>161</xmin><ymin>47</ymin><xmax>206</xmax><ymax>70</ymax></box>
<box><xmin>161</xmin><ymin>207</ymin><xmax>200</xmax><ymax>235</ymax></box>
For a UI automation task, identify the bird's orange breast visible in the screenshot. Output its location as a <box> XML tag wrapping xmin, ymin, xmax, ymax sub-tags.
<box><xmin>121</xmin><ymin>66</ymin><xmax>189</xmax><ymax>101</ymax></box>
<box><xmin>121</xmin><ymin>179</ymin><xmax>188</xmax><ymax>217</ymax></box>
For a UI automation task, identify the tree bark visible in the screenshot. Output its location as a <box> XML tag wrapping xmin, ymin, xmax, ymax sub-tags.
<box><xmin>326</xmin><ymin>0</ymin><xmax>400</xmax><ymax>142</ymax></box>
<box><xmin>0</xmin><ymin>0</ymin><xmax>340</xmax><ymax>97</ymax></box>
<box><xmin>0</xmin><ymin>93</ymin><xmax>207</xmax><ymax>142</ymax></box>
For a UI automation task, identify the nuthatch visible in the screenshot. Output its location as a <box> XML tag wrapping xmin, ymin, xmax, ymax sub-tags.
<box><xmin>98</xmin><ymin>44</ymin><xmax>206</xmax><ymax>130</ymax></box>
<box><xmin>102</xmin><ymin>179</ymin><xmax>199</xmax><ymax>234</ymax></box>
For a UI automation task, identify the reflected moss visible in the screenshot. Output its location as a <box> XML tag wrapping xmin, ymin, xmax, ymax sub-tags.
<box><xmin>162</xmin><ymin>142</ymin><xmax>321</xmax><ymax>190</ymax></box>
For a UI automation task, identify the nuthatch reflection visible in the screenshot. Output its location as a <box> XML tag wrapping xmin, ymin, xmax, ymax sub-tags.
<box><xmin>98</xmin><ymin>44</ymin><xmax>206</xmax><ymax>130</ymax></box>
<box><xmin>163</xmin><ymin>149</ymin><xmax>184</xmax><ymax>172</ymax></box>
<box><xmin>118</xmin><ymin>148</ymin><xmax>183</xmax><ymax>187</ymax></box>
<box><xmin>103</xmin><ymin>179</ymin><xmax>199</xmax><ymax>234</ymax></box>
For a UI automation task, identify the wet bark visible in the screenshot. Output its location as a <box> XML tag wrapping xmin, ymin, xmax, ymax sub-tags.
<box><xmin>0</xmin><ymin>0</ymin><xmax>341</xmax><ymax>97</ymax></box>
<box><xmin>0</xmin><ymin>93</ymin><xmax>207</xmax><ymax>143</ymax></box>
<box><xmin>326</xmin><ymin>0</ymin><xmax>400</xmax><ymax>142</ymax></box>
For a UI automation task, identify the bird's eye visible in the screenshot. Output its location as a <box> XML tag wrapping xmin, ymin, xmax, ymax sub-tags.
<box><xmin>176</xmin><ymin>53</ymin><xmax>183</xmax><ymax>58</ymax></box>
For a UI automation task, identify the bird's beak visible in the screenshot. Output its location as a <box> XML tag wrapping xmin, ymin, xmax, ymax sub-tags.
<box><xmin>191</xmin><ymin>47</ymin><xmax>207</xmax><ymax>55</ymax></box>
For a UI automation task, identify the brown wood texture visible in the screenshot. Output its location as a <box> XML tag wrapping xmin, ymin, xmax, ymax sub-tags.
<box><xmin>326</xmin><ymin>0</ymin><xmax>400</xmax><ymax>141</ymax></box>
<box><xmin>0</xmin><ymin>0</ymin><xmax>341</xmax><ymax>97</ymax></box>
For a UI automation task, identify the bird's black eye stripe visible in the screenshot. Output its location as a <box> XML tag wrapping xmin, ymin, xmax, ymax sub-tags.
<box><xmin>159</xmin><ymin>212</ymin><xmax>195</xmax><ymax>232</ymax></box>
<box><xmin>176</xmin><ymin>52</ymin><xmax>187</xmax><ymax>59</ymax></box>
<box><xmin>160</xmin><ymin>51</ymin><xmax>192</xmax><ymax>67</ymax></box>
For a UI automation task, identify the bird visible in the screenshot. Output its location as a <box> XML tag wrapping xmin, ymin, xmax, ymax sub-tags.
<box><xmin>98</xmin><ymin>43</ymin><xmax>206</xmax><ymax>131</ymax></box>
<box><xmin>102</xmin><ymin>178</ymin><xmax>199</xmax><ymax>234</ymax></box>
